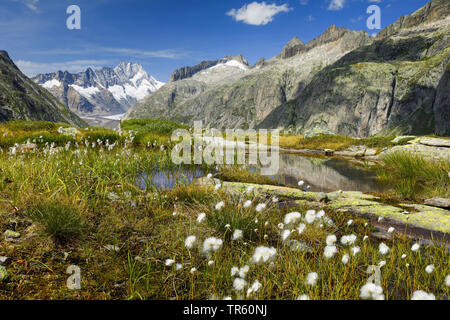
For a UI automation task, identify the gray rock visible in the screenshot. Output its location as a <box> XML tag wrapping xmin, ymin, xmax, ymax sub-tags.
<box><xmin>380</xmin><ymin>143</ymin><xmax>450</xmax><ymax>162</ymax></box>
<box><xmin>304</xmin><ymin>127</ymin><xmax>335</xmax><ymax>138</ymax></box>
<box><xmin>424</xmin><ymin>197</ymin><xmax>450</xmax><ymax>209</ymax></box>
<box><xmin>418</xmin><ymin>137</ymin><xmax>450</xmax><ymax>148</ymax></box>
<box><xmin>3</xmin><ymin>230</ymin><xmax>20</xmax><ymax>240</ymax></box>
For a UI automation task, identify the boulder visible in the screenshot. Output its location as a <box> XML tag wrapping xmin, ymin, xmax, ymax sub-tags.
<box><xmin>418</xmin><ymin>137</ymin><xmax>450</xmax><ymax>148</ymax></box>
<box><xmin>424</xmin><ymin>197</ymin><xmax>450</xmax><ymax>209</ymax></box>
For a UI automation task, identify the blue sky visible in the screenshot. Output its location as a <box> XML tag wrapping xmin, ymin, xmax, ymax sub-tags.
<box><xmin>1</xmin><ymin>0</ymin><xmax>430</xmax><ymax>82</ymax></box>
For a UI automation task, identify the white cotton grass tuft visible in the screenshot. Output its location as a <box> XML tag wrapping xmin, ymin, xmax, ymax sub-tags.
<box><xmin>342</xmin><ymin>254</ymin><xmax>350</xmax><ymax>264</ymax></box>
<box><xmin>278</xmin><ymin>223</ymin><xmax>285</xmax><ymax>230</ymax></box>
<box><xmin>326</xmin><ymin>235</ymin><xmax>337</xmax><ymax>246</ymax></box>
<box><xmin>233</xmin><ymin>278</ymin><xmax>247</xmax><ymax>291</ymax></box>
<box><xmin>214</xmin><ymin>183</ymin><xmax>221</xmax><ymax>191</ymax></box>
<box><xmin>202</xmin><ymin>237</ymin><xmax>223</xmax><ymax>255</ymax></box>
<box><xmin>351</xmin><ymin>246</ymin><xmax>361</xmax><ymax>256</ymax></box>
<box><xmin>379</xmin><ymin>261</ymin><xmax>386</xmax><ymax>268</ymax></box>
<box><xmin>239</xmin><ymin>265</ymin><xmax>250</xmax><ymax>278</ymax></box>
<box><xmin>347</xmin><ymin>219</ymin><xmax>353</xmax><ymax>226</ymax></box>
<box><xmin>246</xmin><ymin>186</ymin><xmax>255</xmax><ymax>194</ymax></box>
<box><xmin>298</xmin><ymin>180</ymin><xmax>304</xmax><ymax>187</ymax></box>
<box><xmin>401</xmin><ymin>254</ymin><xmax>407</xmax><ymax>259</ymax></box>
<box><xmin>185</xmin><ymin>236</ymin><xmax>197</xmax><ymax>249</ymax></box>
<box><xmin>411</xmin><ymin>290</ymin><xmax>435</xmax><ymax>300</ymax></box>
<box><xmin>297</xmin><ymin>223</ymin><xmax>306</xmax><ymax>234</ymax></box>
<box><xmin>255</xmin><ymin>203</ymin><xmax>266</xmax><ymax>213</ymax></box>
<box><xmin>297</xmin><ymin>294</ymin><xmax>310</xmax><ymax>300</ymax></box>
<box><xmin>340</xmin><ymin>234</ymin><xmax>357</xmax><ymax>246</ymax></box>
<box><xmin>378</xmin><ymin>242</ymin><xmax>390</xmax><ymax>255</ymax></box>
<box><xmin>243</xmin><ymin>200</ymin><xmax>252</xmax><ymax>209</ymax></box>
<box><xmin>176</xmin><ymin>264</ymin><xmax>183</xmax><ymax>271</ymax></box>
<box><xmin>232</xmin><ymin>229</ymin><xmax>243</xmax><ymax>241</ymax></box>
<box><xmin>425</xmin><ymin>265</ymin><xmax>435</xmax><ymax>274</ymax></box>
<box><xmin>190</xmin><ymin>267</ymin><xmax>197</xmax><ymax>274</ymax></box>
<box><xmin>281</xmin><ymin>230</ymin><xmax>291</xmax><ymax>242</ymax></box>
<box><xmin>251</xmin><ymin>246</ymin><xmax>277</xmax><ymax>264</ymax></box>
<box><xmin>445</xmin><ymin>275</ymin><xmax>450</xmax><ymax>287</ymax></box>
<box><xmin>284</xmin><ymin>212</ymin><xmax>301</xmax><ymax>225</ymax></box>
<box><xmin>360</xmin><ymin>283</ymin><xmax>385</xmax><ymax>300</ymax></box>
<box><xmin>197</xmin><ymin>213</ymin><xmax>206</xmax><ymax>223</ymax></box>
<box><xmin>388</xmin><ymin>227</ymin><xmax>395</xmax><ymax>233</ymax></box>
<box><xmin>215</xmin><ymin>201</ymin><xmax>225</xmax><ymax>211</ymax></box>
<box><xmin>324</xmin><ymin>245</ymin><xmax>338</xmax><ymax>259</ymax></box>
<box><xmin>363</xmin><ymin>235</ymin><xmax>369</xmax><ymax>241</ymax></box>
<box><xmin>208</xmin><ymin>260</ymin><xmax>215</xmax><ymax>266</ymax></box>
<box><xmin>411</xmin><ymin>243</ymin><xmax>420</xmax><ymax>252</ymax></box>
<box><xmin>316</xmin><ymin>210</ymin><xmax>326</xmax><ymax>219</ymax></box>
<box><xmin>305</xmin><ymin>210</ymin><xmax>316</xmax><ymax>224</ymax></box>
<box><xmin>246</xmin><ymin>280</ymin><xmax>262</xmax><ymax>297</ymax></box>
<box><xmin>165</xmin><ymin>259</ymin><xmax>175</xmax><ymax>267</ymax></box>
<box><xmin>306</xmin><ymin>272</ymin><xmax>318</xmax><ymax>286</ymax></box>
<box><xmin>231</xmin><ymin>267</ymin><xmax>239</xmax><ymax>277</ymax></box>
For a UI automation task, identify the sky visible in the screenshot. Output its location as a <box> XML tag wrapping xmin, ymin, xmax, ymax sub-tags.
<box><xmin>0</xmin><ymin>0</ymin><xmax>431</xmax><ymax>82</ymax></box>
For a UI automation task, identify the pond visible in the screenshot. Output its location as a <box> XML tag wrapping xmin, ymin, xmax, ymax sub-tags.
<box><xmin>140</xmin><ymin>153</ymin><xmax>389</xmax><ymax>193</ymax></box>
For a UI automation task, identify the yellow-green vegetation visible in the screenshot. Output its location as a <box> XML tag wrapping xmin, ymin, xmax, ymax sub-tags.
<box><xmin>217</xmin><ymin>166</ymin><xmax>280</xmax><ymax>186</ymax></box>
<box><xmin>0</xmin><ymin>121</ymin><xmax>448</xmax><ymax>300</ymax></box>
<box><xmin>377</xmin><ymin>152</ymin><xmax>450</xmax><ymax>201</ymax></box>
<box><xmin>120</xmin><ymin>118</ymin><xmax>189</xmax><ymax>147</ymax></box>
<box><xmin>278</xmin><ymin>134</ymin><xmax>414</xmax><ymax>151</ymax></box>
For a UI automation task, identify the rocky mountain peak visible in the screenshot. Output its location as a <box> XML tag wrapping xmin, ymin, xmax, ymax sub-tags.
<box><xmin>280</xmin><ymin>37</ymin><xmax>305</xmax><ymax>59</ymax></box>
<box><xmin>377</xmin><ymin>0</ymin><xmax>450</xmax><ymax>39</ymax></box>
<box><xmin>220</xmin><ymin>54</ymin><xmax>250</xmax><ymax>66</ymax></box>
<box><xmin>170</xmin><ymin>54</ymin><xmax>250</xmax><ymax>82</ymax></box>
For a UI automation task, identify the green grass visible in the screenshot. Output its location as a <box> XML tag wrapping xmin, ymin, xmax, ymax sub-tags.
<box><xmin>377</xmin><ymin>152</ymin><xmax>450</xmax><ymax>200</ymax></box>
<box><xmin>0</xmin><ymin>120</ymin><xmax>448</xmax><ymax>300</ymax></box>
<box><xmin>278</xmin><ymin>134</ymin><xmax>415</xmax><ymax>152</ymax></box>
<box><xmin>27</xmin><ymin>199</ymin><xmax>86</xmax><ymax>242</ymax></box>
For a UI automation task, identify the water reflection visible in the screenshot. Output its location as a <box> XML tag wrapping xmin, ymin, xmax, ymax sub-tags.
<box><xmin>259</xmin><ymin>154</ymin><xmax>387</xmax><ymax>193</ymax></box>
<box><xmin>141</xmin><ymin>154</ymin><xmax>388</xmax><ymax>193</ymax></box>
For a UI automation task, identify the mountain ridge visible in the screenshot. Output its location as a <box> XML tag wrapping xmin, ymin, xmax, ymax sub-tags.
<box><xmin>126</xmin><ymin>0</ymin><xmax>449</xmax><ymax>137</ymax></box>
<box><xmin>32</xmin><ymin>62</ymin><xmax>164</xmax><ymax>117</ymax></box>
<box><xmin>0</xmin><ymin>50</ymin><xmax>85</xmax><ymax>126</ymax></box>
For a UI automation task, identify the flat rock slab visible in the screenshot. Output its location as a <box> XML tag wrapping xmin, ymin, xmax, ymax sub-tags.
<box><xmin>417</xmin><ymin>137</ymin><xmax>450</xmax><ymax>148</ymax></box>
<box><xmin>197</xmin><ymin>178</ymin><xmax>450</xmax><ymax>241</ymax></box>
<box><xmin>379</xmin><ymin>143</ymin><xmax>450</xmax><ymax>162</ymax></box>
<box><xmin>424</xmin><ymin>197</ymin><xmax>450</xmax><ymax>209</ymax></box>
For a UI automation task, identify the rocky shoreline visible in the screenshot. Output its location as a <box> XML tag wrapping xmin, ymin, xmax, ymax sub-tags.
<box><xmin>279</xmin><ymin>136</ymin><xmax>450</xmax><ymax>162</ymax></box>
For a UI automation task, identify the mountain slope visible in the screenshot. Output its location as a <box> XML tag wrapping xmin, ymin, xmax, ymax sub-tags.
<box><xmin>0</xmin><ymin>50</ymin><xmax>85</xmax><ymax>126</ymax></box>
<box><xmin>125</xmin><ymin>0</ymin><xmax>449</xmax><ymax>137</ymax></box>
<box><xmin>32</xmin><ymin>62</ymin><xmax>164</xmax><ymax>117</ymax></box>
<box><xmin>261</xmin><ymin>0</ymin><xmax>450</xmax><ymax>136</ymax></box>
<box><xmin>125</xmin><ymin>31</ymin><xmax>372</xmax><ymax>128</ymax></box>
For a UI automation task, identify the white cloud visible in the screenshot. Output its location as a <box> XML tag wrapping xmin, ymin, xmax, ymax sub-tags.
<box><xmin>25</xmin><ymin>0</ymin><xmax>39</xmax><ymax>12</ymax></box>
<box><xmin>10</xmin><ymin>0</ymin><xmax>40</xmax><ymax>12</ymax></box>
<box><xmin>227</xmin><ymin>2</ymin><xmax>292</xmax><ymax>26</ymax></box>
<box><xmin>16</xmin><ymin>59</ymin><xmax>112</xmax><ymax>77</ymax></box>
<box><xmin>328</xmin><ymin>0</ymin><xmax>345</xmax><ymax>11</ymax></box>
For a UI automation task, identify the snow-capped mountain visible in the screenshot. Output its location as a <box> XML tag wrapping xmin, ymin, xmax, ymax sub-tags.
<box><xmin>32</xmin><ymin>62</ymin><xmax>164</xmax><ymax>117</ymax></box>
